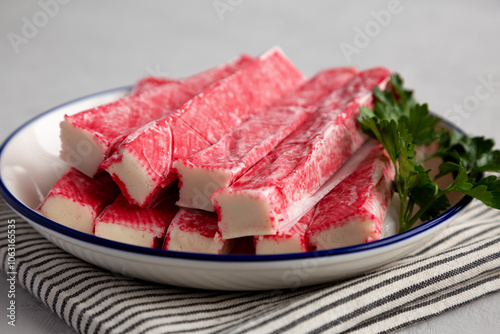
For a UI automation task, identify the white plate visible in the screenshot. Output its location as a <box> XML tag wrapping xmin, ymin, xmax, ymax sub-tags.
<box><xmin>0</xmin><ymin>87</ymin><xmax>473</xmax><ymax>291</ymax></box>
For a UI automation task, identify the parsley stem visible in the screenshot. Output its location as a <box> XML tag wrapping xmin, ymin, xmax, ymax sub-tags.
<box><xmin>391</xmin><ymin>160</ymin><xmax>406</xmax><ymax>230</ymax></box>
<box><xmin>399</xmin><ymin>189</ymin><xmax>406</xmax><ymax>231</ymax></box>
<box><xmin>407</xmin><ymin>190</ymin><xmax>449</xmax><ymax>227</ymax></box>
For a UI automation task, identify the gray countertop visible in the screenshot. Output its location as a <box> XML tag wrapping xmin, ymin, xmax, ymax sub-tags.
<box><xmin>1</xmin><ymin>1</ymin><xmax>499</xmax><ymax>333</ymax></box>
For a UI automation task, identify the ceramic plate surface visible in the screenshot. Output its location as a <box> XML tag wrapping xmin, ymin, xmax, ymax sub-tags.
<box><xmin>0</xmin><ymin>87</ymin><xmax>474</xmax><ymax>290</ymax></box>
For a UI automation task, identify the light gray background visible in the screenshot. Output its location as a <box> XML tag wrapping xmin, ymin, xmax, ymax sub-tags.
<box><xmin>1</xmin><ymin>1</ymin><xmax>499</xmax><ymax>333</ymax></box>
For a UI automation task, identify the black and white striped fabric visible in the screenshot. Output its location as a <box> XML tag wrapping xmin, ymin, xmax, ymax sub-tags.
<box><xmin>1</xmin><ymin>198</ymin><xmax>499</xmax><ymax>334</ymax></box>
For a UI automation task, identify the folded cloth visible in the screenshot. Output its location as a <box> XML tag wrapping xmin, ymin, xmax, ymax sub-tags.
<box><xmin>1</xmin><ymin>197</ymin><xmax>499</xmax><ymax>334</ymax></box>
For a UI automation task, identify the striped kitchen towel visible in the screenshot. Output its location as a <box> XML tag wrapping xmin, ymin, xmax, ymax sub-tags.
<box><xmin>1</xmin><ymin>198</ymin><xmax>499</xmax><ymax>334</ymax></box>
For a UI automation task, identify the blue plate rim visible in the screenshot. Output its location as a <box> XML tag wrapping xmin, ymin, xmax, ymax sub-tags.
<box><xmin>0</xmin><ymin>86</ymin><xmax>475</xmax><ymax>263</ymax></box>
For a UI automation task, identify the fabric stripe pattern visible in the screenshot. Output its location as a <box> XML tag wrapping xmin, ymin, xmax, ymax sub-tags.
<box><xmin>0</xmin><ymin>198</ymin><xmax>499</xmax><ymax>334</ymax></box>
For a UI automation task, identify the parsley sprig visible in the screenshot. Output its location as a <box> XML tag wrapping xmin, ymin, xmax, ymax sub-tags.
<box><xmin>358</xmin><ymin>74</ymin><xmax>500</xmax><ymax>233</ymax></box>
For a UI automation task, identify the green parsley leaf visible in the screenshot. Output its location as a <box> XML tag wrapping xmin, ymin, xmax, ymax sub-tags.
<box><xmin>359</xmin><ymin>73</ymin><xmax>500</xmax><ymax>233</ymax></box>
<box><xmin>409</xmin><ymin>166</ymin><xmax>450</xmax><ymax>222</ymax></box>
<box><xmin>447</xmin><ymin>166</ymin><xmax>500</xmax><ymax>209</ymax></box>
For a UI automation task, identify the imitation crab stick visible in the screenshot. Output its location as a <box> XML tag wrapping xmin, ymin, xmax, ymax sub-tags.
<box><xmin>101</xmin><ymin>47</ymin><xmax>305</xmax><ymax>208</ymax></box>
<box><xmin>173</xmin><ymin>67</ymin><xmax>357</xmax><ymax>212</ymax></box>
<box><xmin>254</xmin><ymin>208</ymin><xmax>315</xmax><ymax>255</ymax></box>
<box><xmin>212</xmin><ymin>67</ymin><xmax>391</xmax><ymax>239</ymax></box>
<box><xmin>163</xmin><ymin>208</ymin><xmax>235</xmax><ymax>254</ymax></box>
<box><xmin>38</xmin><ymin>168</ymin><xmax>120</xmax><ymax>234</ymax></box>
<box><xmin>60</xmin><ymin>54</ymin><xmax>253</xmax><ymax>177</ymax></box>
<box><xmin>305</xmin><ymin>144</ymin><xmax>395</xmax><ymax>250</ymax></box>
<box><xmin>94</xmin><ymin>191</ymin><xmax>179</xmax><ymax>248</ymax></box>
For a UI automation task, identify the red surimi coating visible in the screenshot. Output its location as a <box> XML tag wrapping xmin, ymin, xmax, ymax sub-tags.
<box><xmin>163</xmin><ymin>208</ymin><xmax>234</xmax><ymax>254</ymax></box>
<box><xmin>38</xmin><ymin>168</ymin><xmax>120</xmax><ymax>234</ymax></box>
<box><xmin>41</xmin><ymin>168</ymin><xmax>118</xmax><ymax>209</ymax></box>
<box><xmin>173</xmin><ymin>67</ymin><xmax>358</xmax><ymax>211</ymax></box>
<box><xmin>212</xmin><ymin>67</ymin><xmax>391</xmax><ymax>239</ymax></box>
<box><xmin>166</xmin><ymin>208</ymin><xmax>219</xmax><ymax>240</ymax></box>
<box><xmin>169</xmin><ymin>48</ymin><xmax>306</xmax><ymax>145</ymax></box>
<box><xmin>94</xmin><ymin>192</ymin><xmax>179</xmax><ymax>248</ymax></box>
<box><xmin>101</xmin><ymin>47</ymin><xmax>306</xmax><ymax>208</ymax></box>
<box><xmin>305</xmin><ymin>144</ymin><xmax>395</xmax><ymax>250</ymax></box>
<box><xmin>131</xmin><ymin>76</ymin><xmax>180</xmax><ymax>95</ymax></box>
<box><xmin>60</xmin><ymin>54</ymin><xmax>254</xmax><ymax>177</ymax></box>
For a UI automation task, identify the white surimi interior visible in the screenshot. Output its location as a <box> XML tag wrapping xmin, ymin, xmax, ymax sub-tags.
<box><xmin>312</xmin><ymin>217</ymin><xmax>379</xmax><ymax>251</ymax></box>
<box><xmin>39</xmin><ymin>196</ymin><xmax>95</xmax><ymax>234</ymax></box>
<box><xmin>94</xmin><ymin>223</ymin><xmax>156</xmax><ymax>248</ymax></box>
<box><xmin>167</xmin><ymin>230</ymin><xmax>226</xmax><ymax>254</ymax></box>
<box><xmin>174</xmin><ymin>161</ymin><xmax>231</xmax><ymax>212</ymax></box>
<box><xmin>255</xmin><ymin>235</ymin><xmax>305</xmax><ymax>255</ymax></box>
<box><xmin>59</xmin><ymin>121</ymin><xmax>106</xmax><ymax>177</ymax></box>
<box><xmin>214</xmin><ymin>189</ymin><xmax>276</xmax><ymax>239</ymax></box>
<box><xmin>105</xmin><ymin>149</ymin><xmax>156</xmax><ymax>206</ymax></box>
